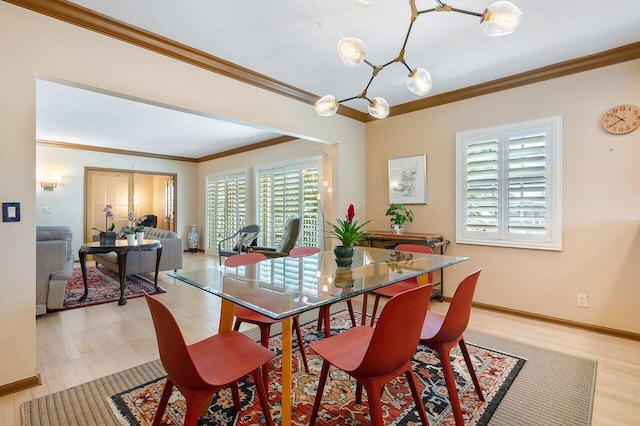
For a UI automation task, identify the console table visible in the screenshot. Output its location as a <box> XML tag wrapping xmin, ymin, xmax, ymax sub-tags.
<box><xmin>78</xmin><ymin>240</ymin><xmax>162</xmax><ymax>305</ymax></box>
<box><xmin>363</xmin><ymin>230</ymin><xmax>449</xmax><ymax>301</ymax></box>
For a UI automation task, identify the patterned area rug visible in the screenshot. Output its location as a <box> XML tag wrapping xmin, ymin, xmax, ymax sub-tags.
<box><xmin>109</xmin><ymin>311</ymin><xmax>525</xmax><ymax>426</ymax></box>
<box><xmin>53</xmin><ymin>265</ymin><xmax>165</xmax><ymax>311</ymax></box>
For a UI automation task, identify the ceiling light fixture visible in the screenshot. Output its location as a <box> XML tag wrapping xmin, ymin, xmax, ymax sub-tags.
<box><xmin>314</xmin><ymin>0</ymin><xmax>523</xmax><ymax>119</ymax></box>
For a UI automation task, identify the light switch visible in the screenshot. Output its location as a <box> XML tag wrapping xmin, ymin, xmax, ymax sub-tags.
<box><xmin>43</xmin><ymin>206</ymin><xmax>52</xmax><ymax>214</ymax></box>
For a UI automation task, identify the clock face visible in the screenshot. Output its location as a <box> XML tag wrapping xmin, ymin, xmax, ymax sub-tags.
<box><xmin>601</xmin><ymin>104</ymin><xmax>640</xmax><ymax>135</ymax></box>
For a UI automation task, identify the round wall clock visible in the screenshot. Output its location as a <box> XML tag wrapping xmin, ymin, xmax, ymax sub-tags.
<box><xmin>601</xmin><ymin>104</ymin><xmax>640</xmax><ymax>135</ymax></box>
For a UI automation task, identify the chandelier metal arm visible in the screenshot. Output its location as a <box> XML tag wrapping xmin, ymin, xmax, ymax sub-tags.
<box><xmin>337</xmin><ymin>95</ymin><xmax>360</xmax><ymax>104</ymax></box>
<box><xmin>363</xmin><ymin>58</ymin><xmax>376</xmax><ymax>69</ymax></box>
<box><xmin>417</xmin><ymin>5</ymin><xmax>484</xmax><ymax>18</ymax></box>
<box><xmin>449</xmin><ymin>8</ymin><xmax>484</xmax><ymax>18</ymax></box>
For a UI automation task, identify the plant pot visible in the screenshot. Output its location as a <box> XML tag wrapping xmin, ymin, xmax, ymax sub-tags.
<box><xmin>392</xmin><ymin>224</ymin><xmax>404</xmax><ymax>235</ymax></box>
<box><xmin>99</xmin><ymin>231</ymin><xmax>117</xmax><ymax>246</ymax></box>
<box><xmin>136</xmin><ymin>231</ymin><xmax>145</xmax><ymax>243</ymax></box>
<box><xmin>333</xmin><ymin>245</ymin><xmax>354</xmax><ymax>267</ymax></box>
<box><xmin>126</xmin><ymin>233</ymin><xmax>136</xmax><ymax>244</ymax></box>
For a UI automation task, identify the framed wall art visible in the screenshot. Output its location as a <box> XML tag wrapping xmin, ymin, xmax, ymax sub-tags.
<box><xmin>388</xmin><ymin>154</ymin><xmax>427</xmax><ymax>204</ymax></box>
<box><xmin>2</xmin><ymin>202</ymin><xmax>21</xmax><ymax>222</ymax></box>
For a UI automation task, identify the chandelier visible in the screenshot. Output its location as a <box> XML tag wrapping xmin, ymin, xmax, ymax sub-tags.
<box><xmin>314</xmin><ymin>0</ymin><xmax>523</xmax><ymax>119</ymax></box>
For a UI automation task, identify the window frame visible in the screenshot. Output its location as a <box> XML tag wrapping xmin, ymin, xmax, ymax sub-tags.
<box><xmin>456</xmin><ymin>116</ymin><xmax>562</xmax><ymax>251</ymax></box>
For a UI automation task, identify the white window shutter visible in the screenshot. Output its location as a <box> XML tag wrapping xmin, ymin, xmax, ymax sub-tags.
<box><xmin>457</xmin><ymin>117</ymin><xmax>562</xmax><ymax>250</ymax></box>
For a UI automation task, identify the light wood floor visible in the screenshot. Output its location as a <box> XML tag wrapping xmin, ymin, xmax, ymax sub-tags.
<box><xmin>1</xmin><ymin>252</ymin><xmax>639</xmax><ymax>425</ymax></box>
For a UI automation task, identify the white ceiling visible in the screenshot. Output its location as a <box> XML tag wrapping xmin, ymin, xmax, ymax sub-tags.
<box><xmin>35</xmin><ymin>0</ymin><xmax>640</xmax><ymax>159</ymax></box>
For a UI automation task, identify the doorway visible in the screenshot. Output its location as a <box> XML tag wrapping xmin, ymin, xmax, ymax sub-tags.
<box><xmin>84</xmin><ymin>167</ymin><xmax>177</xmax><ymax>241</ymax></box>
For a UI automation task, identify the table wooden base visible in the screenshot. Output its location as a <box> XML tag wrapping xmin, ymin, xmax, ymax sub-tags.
<box><xmin>217</xmin><ymin>300</ymin><xmax>293</xmax><ymax>425</ymax></box>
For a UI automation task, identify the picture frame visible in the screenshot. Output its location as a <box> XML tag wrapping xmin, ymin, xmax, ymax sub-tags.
<box><xmin>2</xmin><ymin>202</ymin><xmax>21</xmax><ymax>222</ymax></box>
<box><xmin>388</xmin><ymin>154</ymin><xmax>427</xmax><ymax>204</ymax></box>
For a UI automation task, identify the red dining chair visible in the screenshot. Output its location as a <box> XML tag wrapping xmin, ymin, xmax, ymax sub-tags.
<box><xmin>289</xmin><ymin>246</ymin><xmax>321</xmax><ymax>258</ymax></box>
<box><xmin>225</xmin><ymin>253</ymin><xmax>310</xmax><ymax>387</ymax></box>
<box><xmin>309</xmin><ymin>284</ymin><xmax>433</xmax><ymax>426</ymax></box>
<box><xmin>289</xmin><ymin>246</ymin><xmax>356</xmax><ymax>337</ymax></box>
<box><xmin>144</xmin><ymin>293</ymin><xmax>274</xmax><ymax>426</ymax></box>
<box><xmin>368</xmin><ymin>244</ymin><xmax>434</xmax><ymax>326</ymax></box>
<box><xmin>420</xmin><ymin>269</ymin><xmax>483</xmax><ymax>426</ymax></box>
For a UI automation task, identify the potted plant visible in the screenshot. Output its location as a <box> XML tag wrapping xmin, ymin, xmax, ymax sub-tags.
<box><xmin>385</xmin><ymin>203</ymin><xmax>414</xmax><ymax>235</ymax></box>
<box><xmin>92</xmin><ymin>204</ymin><xmax>116</xmax><ymax>245</ymax></box>
<box><xmin>135</xmin><ymin>215</ymin><xmax>147</xmax><ymax>243</ymax></box>
<box><xmin>327</xmin><ymin>204</ymin><xmax>370</xmax><ymax>266</ymax></box>
<box><xmin>124</xmin><ymin>227</ymin><xmax>136</xmax><ymax>244</ymax></box>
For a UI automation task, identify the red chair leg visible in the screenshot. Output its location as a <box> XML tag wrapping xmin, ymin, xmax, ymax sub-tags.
<box><xmin>293</xmin><ymin>316</ymin><xmax>310</xmax><ymax>373</ymax></box>
<box><xmin>258</xmin><ymin>324</ymin><xmax>272</xmax><ymax>387</ymax></box>
<box><xmin>404</xmin><ymin>370</ymin><xmax>431</xmax><ymax>426</ymax></box>
<box><xmin>435</xmin><ymin>346</ymin><xmax>465</xmax><ymax>426</ymax></box>
<box><xmin>231</xmin><ymin>383</ymin><xmax>240</xmax><ymax>411</ymax></box>
<box><xmin>459</xmin><ymin>338</ymin><xmax>484</xmax><ymax>401</ymax></box>
<box><xmin>355</xmin><ymin>382</ymin><xmax>363</xmax><ymax>405</ymax></box>
<box><xmin>346</xmin><ymin>300</ymin><xmax>356</xmax><ymax>327</ymax></box>
<box><xmin>316</xmin><ymin>306</ymin><xmax>326</xmax><ymax>331</ymax></box>
<box><xmin>362</xmin><ymin>382</ymin><xmax>385</xmax><ymax>426</ymax></box>
<box><xmin>251</xmin><ymin>368</ymin><xmax>274</xmax><ymax>426</ymax></box>
<box><xmin>369</xmin><ymin>294</ymin><xmax>382</xmax><ymax>326</ymax></box>
<box><xmin>183</xmin><ymin>392</ymin><xmax>210</xmax><ymax>426</ymax></box>
<box><xmin>152</xmin><ymin>378</ymin><xmax>173</xmax><ymax>426</ymax></box>
<box><xmin>323</xmin><ymin>306</ymin><xmax>332</xmax><ymax>338</ymax></box>
<box><xmin>310</xmin><ymin>361</ymin><xmax>331</xmax><ymax>426</ymax></box>
<box><xmin>233</xmin><ymin>318</ymin><xmax>242</xmax><ymax>331</ymax></box>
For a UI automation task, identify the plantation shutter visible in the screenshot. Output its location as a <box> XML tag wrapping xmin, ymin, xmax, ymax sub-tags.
<box><xmin>457</xmin><ymin>117</ymin><xmax>561</xmax><ymax>250</ymax></box>
<box><xmin>464</xmin><ymin>138</ymin><xmax>500</xmax><ymax>236</ymax></box>
<box><xmin>257</xmin><ymin>161</ymin><xmax>320</xmax><ymax>248</ymax></box>
<box><xmin>206</xmin><ymin>171</ymin><xmax>247</xmax><ymax>251</ymax></box>
<box><xmin>507</xmin><ymin>131</ymin><xmax>549</xmax><ymax>240</ymax></box>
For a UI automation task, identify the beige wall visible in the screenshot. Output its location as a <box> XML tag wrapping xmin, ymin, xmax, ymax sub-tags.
<box><xmin>36</xmin><ymin>145</ymin><xmax>197</xmax><ymax>255</ymax></box>
<box><xmin>0</xmin><ymin>2</ymin><xmax>364</xmax><ymax>387</ymax></box>
<box><xmin>365</xmin><ymin>59</ymin><xmax>640</xmax><ymax>334</ymax></box>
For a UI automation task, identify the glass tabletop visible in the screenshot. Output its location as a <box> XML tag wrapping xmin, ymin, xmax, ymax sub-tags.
<box><xmin>171</xmin><ymin>246</ymin><xmax>468</xmax><ymax>320</ymax></box>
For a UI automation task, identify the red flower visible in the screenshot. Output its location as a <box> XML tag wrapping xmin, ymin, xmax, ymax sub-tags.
<box><xmin>346</xmin><ymin>204</ymin><xmax>355</xmax><ymax>225</ymax></box>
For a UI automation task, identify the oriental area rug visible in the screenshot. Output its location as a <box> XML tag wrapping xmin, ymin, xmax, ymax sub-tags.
<box><xmin>109</xmin><ymin>311</ymin><xmax>525</xmax><ymax>426</ymax></box>
<box><xmin>21</xmin><ymin>312</ymin><xmax>597</xmax><ymax>426</ymax></box>
<box><xmin>52</xmin><ymin>265</ymin><xmax>165</xmax><ymax>311</ymax></box>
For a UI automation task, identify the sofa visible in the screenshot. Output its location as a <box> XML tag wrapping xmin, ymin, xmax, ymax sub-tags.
<box><xmin>36</xmin><ymin>226</ymin><xmax>75</xmax><ymax>315</ymax></box>
<box><xmin>93</xmin><ymin>226</ymin><xmax>183</xmax><ymax>277</ymax></box>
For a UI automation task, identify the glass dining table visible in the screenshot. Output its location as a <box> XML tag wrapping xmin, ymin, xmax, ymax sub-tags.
<box><xmin>172</xmin><ymin>246</ymin><xmax>468</xmax><ymax>425</ymax></box>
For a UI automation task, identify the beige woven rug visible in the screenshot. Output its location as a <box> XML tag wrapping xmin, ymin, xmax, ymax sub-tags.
<box><xmin>21</xmin><ymin>322</ymin><xmax>596</xmax><ymax>426</ymax></box>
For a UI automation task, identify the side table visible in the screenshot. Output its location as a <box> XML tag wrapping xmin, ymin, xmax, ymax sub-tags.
<box><xmin>78</xmin><ymin>239</ymin><xmax>162</xmax><ymax>305</ymax></box>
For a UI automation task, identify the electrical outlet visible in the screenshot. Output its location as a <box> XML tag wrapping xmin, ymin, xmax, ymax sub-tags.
<box><xmin>577</xmin><ymin>293</ymin><xmax>588</xmax><ymax>307</ymax></box>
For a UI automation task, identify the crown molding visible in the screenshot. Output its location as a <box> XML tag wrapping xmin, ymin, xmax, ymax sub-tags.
<box><xmin>387</xmin><ymin>41</ymin><xmax>640</xmax><ymax>119</ymax></box>
<box><xmin>6</xmin><ymin>0</ymin><xmax>640</xmax><ymax>124</ymax></box>
<box><xmin>3</xmin><ymin>0</ymin><xmax>367</xmax><ymax>122</ymax></box>
<box><xmin>196</xmin><ymin>135</ymin><xmax>297</xmax><ymax>162</ymax></box>
<box><xmin>36</xmin><ymin>136</ymin><xmax>297</xmax><ymax>162</ymax></box>
<box><xmin>37</xmin><ymin>139</ymin><xmax>198</xmax><ymax>162</ymax></box>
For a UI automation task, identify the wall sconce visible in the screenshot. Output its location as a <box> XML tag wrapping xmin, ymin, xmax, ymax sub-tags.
<box><xmin>37</xmin><ymin>174</ymin><xmax>61</xmax><ymax>190</ymax></box>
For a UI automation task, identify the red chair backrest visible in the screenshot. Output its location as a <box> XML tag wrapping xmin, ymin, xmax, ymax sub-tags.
<box><xmin>394</xmin><ymin>244</ymin><xmax>434</xmax><ymax>283</ymax></box>
<box><xmin>432</xmin><ymin>269</ymin><xmax>481</xmax><ymax>342</ymax></box>
<box><xmin>224</xmin><ymin>252</ymin><xmax>267</xmax><ymax>267</ymax></box>
<box><xmin>354</xmin><ymin>284</ymin><xmax>432</xmax><ymax>377</ymax></box>
<box><xmin>289</xmin><ymin>246</ymin><xmax>321</xmax><ymax>257</ymax></box>
<box><xmin>144</xmin><ymin>294</ymin><xmax>208</xmax><ymax>389</ymax></box>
